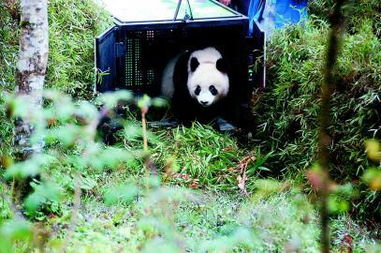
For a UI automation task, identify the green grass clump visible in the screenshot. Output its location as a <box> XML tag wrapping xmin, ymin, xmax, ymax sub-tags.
<box><xmin>153</xmin><ymin>123</ymin><xmax>270</xmax><ymax>191</ymax></box>
<box><xmin>255</xmin><ymin>16</ymin><xmax>381</xmax><ymax>217</ymax></box>
<box><xmin>47</xmin><ymin>0</ymin><xmax>112</xmax><ymax>98</ymax></box>
<box><xmin>0</xmin><ymin>184</ymin><xmax>12</xmax><ymax>223</ymax></box>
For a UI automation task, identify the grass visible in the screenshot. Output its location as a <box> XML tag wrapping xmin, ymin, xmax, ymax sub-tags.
<box><xmin>50</xmin><ymin>191</ymin><xmax>320</xmax><ymax>252</ymax></box>
<box><xmin>47</xmin><ymin>0</ymin><xmax>112</xmax><ymax>98</ymax></box>
<box><xmin>254</xmin><ymin>14</ymin><xmax>381</xmax><ymax>217</ymax></box>
<box><xmin>152</xmin><ymin>123</ymin><xmax>267</xmax><ymax>190</ymax></box>
<box><xmin>1</xmin><ymin>113</ymin><xmax>380</xmax><ymax>251</ymax></box>
<box><xmin>14</xmin><ymin>183</ymin><xmax>378</xmax><ymax>252</ymax></box>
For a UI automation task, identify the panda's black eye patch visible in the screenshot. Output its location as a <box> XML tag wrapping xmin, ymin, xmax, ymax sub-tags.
<box><xmin>195</xmin><ymin>85</ymin><xmax>201</xmax><ymax>95</ymax></box>
<box><xmin>190</xmin><ymin>57</ymin><xmax>200</xmax><ymax>72</ymax></box>
<box><xmin>209</xmin><ymin>85</ymin><xmax>218</xmax><ymax>95</ymax></box>
<box><xmin>216</xmin><ymin>58</ymin><xmax>227</xmax><ymax>73</ymax></box>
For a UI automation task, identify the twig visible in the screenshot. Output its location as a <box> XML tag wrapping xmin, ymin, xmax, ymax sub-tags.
<box><xmin>87</xmin><ymin>106</ymin><xmax>110</xmax><ymax>141</ymax></box>
<box><xmin>141</xmin><ymin>108</ymin><xmax>149</xmax><ymax>153</ymax></box>
<box><xmin>236</xmin><ymin>156</ymin><xmax>256</xmax><ymax>195</ymax></box>
<box><xmin>318</xmin><ymin>0</ymin><xmax>345</xmax><ymax>252</ymax></box>
<box><xmin>141</xmin><ymin>107</ymin><xmax>151</xmax><ymax>191</ymax></box>
<box><xmin>60</xmin><ymin>102</ymin><xmax>110</xmax><ymax>252</ymax></box>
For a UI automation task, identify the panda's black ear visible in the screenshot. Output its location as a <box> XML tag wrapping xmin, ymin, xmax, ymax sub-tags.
<box><xmin>216</xmin><ymin>58</ymin><xmax>228</xmax><ymax>73</ymax></box>
<box><xmin>190</xmin><ymin>57</ymin><xmax>199</xmax><ymax>72</ymax></box>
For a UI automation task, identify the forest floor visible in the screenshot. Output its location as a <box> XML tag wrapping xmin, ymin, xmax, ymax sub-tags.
<box><xmin>42</xmin><ymin>172</ymin><xmax>377</xmax><ymax>252</ymax></box>
<box><xmin>13</xmin><ymin>123</ymin><xmax>378</xmax><ymax>253</ymax></box>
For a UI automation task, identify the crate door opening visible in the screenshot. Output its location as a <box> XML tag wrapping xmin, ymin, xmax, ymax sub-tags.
<box><xmin>95</xmin><ymin>25</ymin><xmax>260</xmax><ymax>108</ymax></box>
<box><xmin>119</xmin><ymin>27</ymin><xmax>249</xmax><ymax>98</ymax></box>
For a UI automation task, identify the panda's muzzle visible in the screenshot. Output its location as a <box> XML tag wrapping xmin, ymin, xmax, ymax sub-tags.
<box><xmin>200</xmin><ymin>101</ymin><xmax>209</xmax><ymax>106</ymax></box>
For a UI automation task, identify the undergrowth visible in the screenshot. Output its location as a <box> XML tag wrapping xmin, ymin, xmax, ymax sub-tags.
<box><xmin>0</xmin><ymin>0</ymin><xmax>111</xmax><ymax>158</ymax></box>
<box><xmin>47</xmin><ymin>0</ymin><xmax>112</xmax><ymax>98</ymax></box>
<box><xmin>153</xmin><ymin>123</ymin><xmax>270</xmax><ymax>191</ymax></box>
<box><xmin>255</xmin><ymin>13</ymin><xmax>381</xmax><ymax>217</ymax></box>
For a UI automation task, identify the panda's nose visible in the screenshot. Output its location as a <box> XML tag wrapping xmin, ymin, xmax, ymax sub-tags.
<box><xmin>200</xmin><ymin>101</ymin><xmax>209</xmax><ymax>106</ymax></box>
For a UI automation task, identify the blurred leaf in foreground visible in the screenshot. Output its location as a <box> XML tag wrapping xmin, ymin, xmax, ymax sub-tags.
<box><xmin>362</xmin><ymin>168</ymin><xmax>381</xmax><ymax>191</ymax></box>
<box><xmin>103</xmin><ymin>184</ymin><xmax>139</xmax><ymax>206</ymax></box>
<box><xmin>0</xmin><ymin>219</ymin><xmax>32</xmax><ymax>253</ymax></box>
<box><xmin>365</xmin><ymin>139</ymin><xmax>381</xmax><ymax>162</ymax></box>
<box><xmin>24</xmin><ymin>182</ymin><xmax>63</xmax><ymax>213</ymax></box>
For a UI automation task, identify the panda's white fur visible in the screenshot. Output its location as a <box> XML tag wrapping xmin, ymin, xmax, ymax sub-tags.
<box><xmin>187</xmin><ymin>47</ymin><xmax>229</xmax><ymax>107</ymax></box>
<box><xmin>161</xmin><ymin>47</ymin><xmax>229</xmax><ymax>107</ymax></box>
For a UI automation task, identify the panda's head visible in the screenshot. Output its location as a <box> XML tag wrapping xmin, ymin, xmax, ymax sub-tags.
<box><xmin>187</xmin><ymin>47</ymin><xmax>229</xmax><ymax>107</ymax></box>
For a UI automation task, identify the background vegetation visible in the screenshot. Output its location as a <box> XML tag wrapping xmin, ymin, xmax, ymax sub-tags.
<box><xmin>0</xmin><ymin>0</ymin><xmax>111</xmax><ymax>157</ymax></box>
<box><xmin>254</xmin><ymin>0</ymin><xmax>381</xmax><ymax>218</ymax></box>
<box><xmin>0</xmin><ymin>0</ymin><xmax>380</xmax><ymax>252</ymax></box>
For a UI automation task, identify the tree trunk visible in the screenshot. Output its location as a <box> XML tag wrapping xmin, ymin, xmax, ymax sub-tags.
<box><xmin>13</xmin><ymin>0</ymin><xmax>48</xmax><ymax>205</ymax></box>
<box><xmin>14</xmin><ymin>0</ymin><xmax>48</xmax><ymax>160</ymax></box>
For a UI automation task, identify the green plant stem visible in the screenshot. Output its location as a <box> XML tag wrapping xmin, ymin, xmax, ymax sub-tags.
<box><xmin>141</xmin><ymin>109</ymin><xmax>148</xmax><ymax>153</ymax></box>
<box><xmin>141</xmin><ymin>108</ymin><xmax>150</xmax><ymax>192</ymax></box>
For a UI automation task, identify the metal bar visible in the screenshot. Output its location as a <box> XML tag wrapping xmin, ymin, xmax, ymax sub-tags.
<box><xmin>114</xmin><ymin>16</ymin><xmax>248</xmax><ymax>27</ymax></box>
<box><xmin>208</xmin><ymin>0</ymin><xmax>245</xmax><ymax>17</ymax></box>
<box><xmin>185</xmin><ymin>0</ymin><xmax>193</xmax><ymax>20</ymax></box>
<box><xmin>173</xmin><ymin>0</ymin><xmax>183</xmax><ymax>21</ymax></box>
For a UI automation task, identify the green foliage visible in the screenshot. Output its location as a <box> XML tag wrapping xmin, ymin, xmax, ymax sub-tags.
<box><xmin>39</xmin><ymin>186</ymin><xmax>378</xmax><ymax>252</ymax></box>
<box><xmin>103</xmin><ymin>183</ymin><xmax>139</xmax><ymax>206</ymax></box>
<box><xmin>309</xmin><ymin>0</ymin><xmax>381</xmax><ymax>35</ymax></box>
<box><xmin>362</xmin><ymin>168</ymin><xmax>381</xmax><ymax>191</ymax></box>
<box><xmin>0</xmin><ymin>2</ymin><xmax>19</xmax><ymax>92</ymax></box>
<box><xmin>2</xmin><ymin>90</ymin><xmax>138</xmax><ymax>220</ymax></box>
<box><xmin>1</xmin><ymin>84</ymin><xmax>338</xmax><ymax>251</ymax></box>
<box><xmin>47</xmin><ymin>0</ymin><xmax>112</xmax><ymax>98</ymax></box>
<box><xmin>0</xmin><ymin>184</ymin><xmax>12</xmax><ymax>224</ymax></box>
<box><xmin>24</xmin><ymin>182</ymin><xmax>63</xmax><ymax>215</ymax></box>
<box><xmin>154</xmin><ymin>123</ymin><xmax>270</xmax><ymax>191</ymax></box>
<box><xmin>0</xmin><ymin>1</ymin><xmax>17</xmax><ymax>158</ymax></box>
<box><xmin>2</xmin><ymin>87</ymin><xmax>375</xmax><ymax>251</ymax></box>
<box><xmin>0</xmin><ymin>0</ymin><xmax>112</xmax><ymax>158</ymax></box>
<box><xmin>255</xmin><ymin>15</ymin><xmax>381</xmax><ymax>217</ymax></box>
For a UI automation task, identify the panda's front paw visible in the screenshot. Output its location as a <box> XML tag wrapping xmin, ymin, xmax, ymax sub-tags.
<box><xmin>215</xmin><ymin>117</ymin><xmax>236</xmax><ymax>132</ymax></box>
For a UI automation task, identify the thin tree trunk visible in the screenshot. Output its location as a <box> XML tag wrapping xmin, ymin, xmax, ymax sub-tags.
<box><xmin>13</xmin><ymin>0</ymin><xmax>48</xmax><ymax>205</ymax></box>
<box><xmin>14</xmin><ymin>0</ymin><xmax>48</xmax><ymax>160</ymax></box>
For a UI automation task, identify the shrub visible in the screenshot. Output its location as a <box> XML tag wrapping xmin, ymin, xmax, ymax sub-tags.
<box><xmin>254</xmin><ymin>16</ymin><xmax>381</xmax><ymax>217</ymax></box>
<box><xmin>0</xmin><ymin>0</ymin><xmax>111</xmax><ymax>157</ymax></box>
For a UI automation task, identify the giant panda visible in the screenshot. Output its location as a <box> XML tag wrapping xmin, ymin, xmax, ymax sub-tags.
<box><xmin>161</xmin><ymin>47</ymin><xmax>235</xmax><ymax>128</ymax></box>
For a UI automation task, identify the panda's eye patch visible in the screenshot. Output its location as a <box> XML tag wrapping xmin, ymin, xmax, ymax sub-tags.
<box><xmin>194</xmin><ymin>85</ymin><xmax>201</xmax><ymax>95</ymax></box>
<box><xmin>209</xmin><ymin>85</ymin><xmax>218</xmax><ymax>96</ymax></box>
